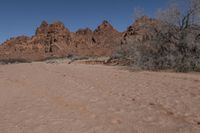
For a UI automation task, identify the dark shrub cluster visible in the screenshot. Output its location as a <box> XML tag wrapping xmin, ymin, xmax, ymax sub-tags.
<box><xmin>0</xmin><ymin>58</ymin><xmax>32</xmax><ymax>65</ymax></box>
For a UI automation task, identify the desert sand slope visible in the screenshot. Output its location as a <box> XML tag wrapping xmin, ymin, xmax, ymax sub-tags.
<box><xmin>0</xmin><ymin>62</ymin><xmax>200</xmax><ymax>133</ymax></box>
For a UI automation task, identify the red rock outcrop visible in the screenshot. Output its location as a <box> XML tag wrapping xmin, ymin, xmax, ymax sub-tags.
<box><xmin>0</xmin><ymin>21</ymin><xmax>73</xmax><ymax>60</ymax></box>
<box><xmin>0</xmin><ymin>20</ymin><xmax>123</xmax><ymax>61</ymax></box>
<box><xmin>33</xmin><ymin>21</ymin><xmax>72</xmax><ymax>55</ymax></box>
<box><xmin>122</xmin><ymin>16</ymin><xmax>162</xmax><ymax>44</ymax></box>
<box><xmin>70</xmin><ymin>20</ymin><xmax>122</xmax><ymax>56</ymax></box>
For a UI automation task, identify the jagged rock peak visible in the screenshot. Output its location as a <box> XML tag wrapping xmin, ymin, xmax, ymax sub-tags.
<box><xmin>35</xmin><ymin>20</ymin><xmax>49</xmax><ymax>35</ymax></box>
<box><xmin>133</xmin><ymin>16</ymin><xmax>160</xmax><ymax>27</ymax></box>
<box><xmin>94</xmin><ymin>20</ymin><xmax>117</xmax><ymax>33</ymax></box>
<box><xmin>35</xmin><ymin>21</ymin><xmax>70</xmax><ymax>35</ymax></box>
<box><xmin>49</xmin><ymin>21</ymin><xmax>65</xmax><ymax>28</ymax></box>
<box><xmin>102</xmin><ymin>20</ymin><xmax>113</xmax><ymax>28</ymax></box>
<box><xmin>49</xmin><ymin>21</ymin><xmax>70</xmax><ymax>33</ymax></box>
<box><xmin>101</xmin><ymin>20</ymin><xmax>111</xmax><ymax>26</ymax></box>
<box><xmin>76</xmin><ymin>28</ymin><xmax>93</xmax><ymax>35</ymax></box>
<box><xmin>40</xmin><ymin>21</ymin><xmax>48</xmax><ymax>27</ymax></box>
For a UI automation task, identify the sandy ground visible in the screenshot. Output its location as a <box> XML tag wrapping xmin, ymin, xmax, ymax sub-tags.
<box><xmin>0</xmin><ymin>62</ymin><xmax>200</xmax><ymax>133</ymax></box>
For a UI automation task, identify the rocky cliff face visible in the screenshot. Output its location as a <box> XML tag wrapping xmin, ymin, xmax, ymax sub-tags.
<box><xmin>0</xmin><ymin>16</ymin><xmax>162</xmax><ymax>61</ymax></box>
<box><xmin>0</xmin><ymin>21</ymin><xmax>73</xmax><ymax>60</ymax></box>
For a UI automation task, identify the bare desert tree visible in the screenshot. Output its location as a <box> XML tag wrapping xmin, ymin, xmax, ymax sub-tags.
<box><xmin>156</xmin><ymin>4</ymin><xmax>181</xmax><ymax>26</ymax></box>
<box><xmin>133</xmin><ymin>7</ymin><xmax>145</xmax><ymax>20</ymax></box>
<box><xmin>157</xmin><ymin>0</ymin><xmax>200</xmax><ymax>29</ymax></box>
<box><xmin>190</xmin><ymin>0</ymin><xmax>200</xmax><ymax>26</ymax></box>
<box><xmin>114</xmin><ymin>0</ymin><xmax>200</xmax><ymax>72</ymax></box>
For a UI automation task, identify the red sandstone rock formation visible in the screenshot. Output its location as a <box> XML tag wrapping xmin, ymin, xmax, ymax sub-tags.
<box><xmin>70</xmin><ymin>20</ymin><xmax>122</xmax><ymax>56</ymax></box>
<box><xmin>0</xmin><ymin>20</ymin><xmax>123</xmax><ymax>61</ymax></box>
<box><xmin>0</xmin><ymin>17</ymin><xmax>163</xmax><ymax>61</ymax></box>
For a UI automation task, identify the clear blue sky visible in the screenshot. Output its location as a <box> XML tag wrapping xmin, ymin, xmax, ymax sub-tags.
<box><xmin>0</xmin><ymin>0</ymin><xmax>170</xmax><ymax>43</ymax></box>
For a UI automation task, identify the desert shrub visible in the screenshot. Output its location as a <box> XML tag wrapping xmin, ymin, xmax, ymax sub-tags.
<box><xmin>69</xmin><ymin>55</ymin><xmax>89</xmax><ymax>61</ymax></box>
<box><xmin>115</xmin><ymin>27</ymin><xmax>200</xmax><ymax>72</ymax></box>
<box><xmin>42</xmin><ymin>55</ymin><xmax>69</xmax><ymax>61</ymax></box>
<box><xmin>116</xmin><ymin>0</ymin><xmax>200</xmax><ymax>72</ymax></box>
<box><xmin>117</xmin><ymin>41</ymin><xmax>177</xmax><ymax>70</ymax></box>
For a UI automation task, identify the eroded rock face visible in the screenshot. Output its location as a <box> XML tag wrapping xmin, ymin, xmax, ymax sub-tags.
<box><xmin>0</xmin><ymin>36</ymin><xmax>34</xmax><ymax>60</ymax></box>
<box><xmin>34</xmin><ymin>21</ymin><xmax>72</xmax><ymax>55</ymax></box>
<box><xmin>0</xmin><ymin>21</ymin><xmax>72</xmax><ymax>60</ymax></box>
<box><xmin>70</xmin><ymin>21</ymin><xmax>122</xmax><ymax>56</ymax></box>
<box><xmin>94</xmin><ymin>20</ymin><xmax>122</xmax><ymax>46</ymax></box>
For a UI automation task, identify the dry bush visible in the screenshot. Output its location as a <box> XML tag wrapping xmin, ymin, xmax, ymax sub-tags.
<box><xmin>174</xmin><ymin>28</ymin><xmax>200</xmax><ymax>72</ymax></box>
<box><xmin>115</xmin><ymin>26</ymin><xmax>200</xmax><ymax>72</ymax></box>
<box><xmin>157</xmin><ymin>0</ymin><xmax>200</xmax><ymax>29</ymax></box>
